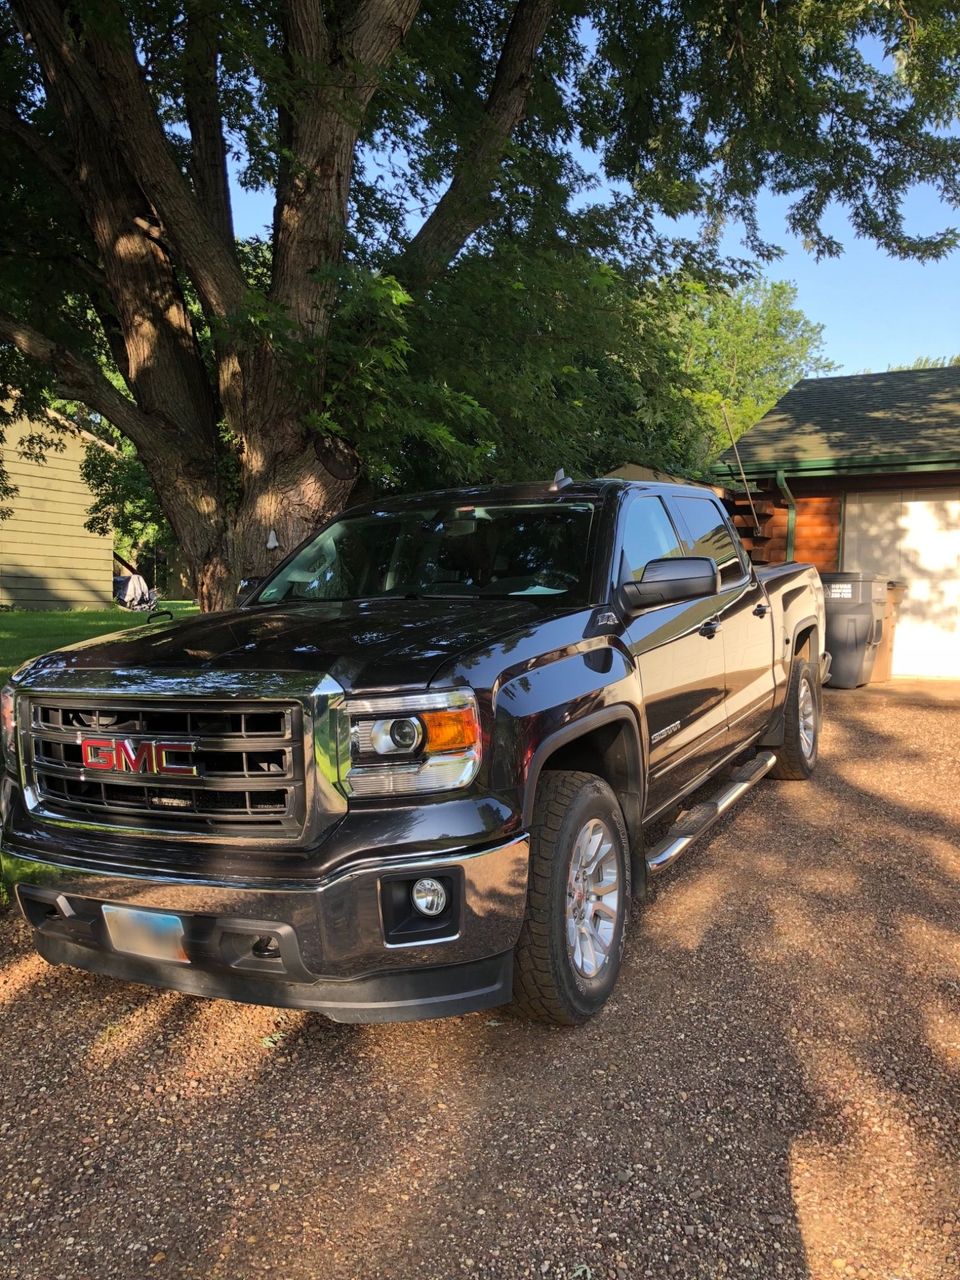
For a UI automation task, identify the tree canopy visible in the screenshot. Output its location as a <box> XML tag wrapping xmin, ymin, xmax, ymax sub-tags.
<box><xmin>79</xmin><ymin>271</ymin><xmax>836</xmax><ymax>574</ymax></box>
<box><xmin>889</xmin><ymin>354</ymin><xmax>960</xmax><ymax>370</ymax></box>
<box><xmin>681</xmin><ymin>279</ymin><xmax>835</xmax><ymax>447</ymax></box>
<box><xmin>2</xmin><ymin>1</ymin><xmax>959</xmax><ymax>606</ymax></box>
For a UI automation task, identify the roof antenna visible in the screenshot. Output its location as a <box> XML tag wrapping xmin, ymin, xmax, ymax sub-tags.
<box><xmin>550</xmin><ymin>468</ymin><xmax>572</xmax><ymax>491</ymax></box>
<box><xmin>721</xmin><ymin>403</ymin><xmax>760</xmax><ymax>538</ymax></box>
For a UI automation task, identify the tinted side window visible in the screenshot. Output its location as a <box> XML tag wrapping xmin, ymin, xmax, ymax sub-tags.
<box><xmin>673</xmin><ymin>497</ymin><xmax>744</xmax><ymax>585</ymax></box>
<box><xmin>620</xmin><ymin>498</ymin><xmax>683</xmax><ymax>582</ymax></box>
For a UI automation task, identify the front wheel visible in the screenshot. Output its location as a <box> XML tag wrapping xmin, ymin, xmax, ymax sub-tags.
<box><xmin>510</xmin><ymin>770</ymin><xmax>630</xmax><ymax>1025</ymax></box>
<box><xmin>770</xmin><ymin>655</ymin><xmax>820</xmax><ymax>780</ymax></box>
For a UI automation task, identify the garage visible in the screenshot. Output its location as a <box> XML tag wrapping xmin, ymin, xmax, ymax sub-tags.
<box><xmin>843</xmin><ymin>488</ymin><xmax>960</xmax><ymax>678</ymax></box>
<box><xmin>712</xmin><ymin>366</ymin><xmax>960</xmax><ymax>680</ymax></box>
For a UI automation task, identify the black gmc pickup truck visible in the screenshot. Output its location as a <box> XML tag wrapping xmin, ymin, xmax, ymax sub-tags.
<box><xmin>1</xmin><ymin>479</ymin><xmax>828</xmax><ymax>1025</ymax></box>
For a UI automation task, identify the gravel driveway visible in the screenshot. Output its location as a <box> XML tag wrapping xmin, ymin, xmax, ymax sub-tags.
<box><xmin>2</xmin><ymin>685</ymin><xmax>959</xmax><ymax>1280</ymax></box>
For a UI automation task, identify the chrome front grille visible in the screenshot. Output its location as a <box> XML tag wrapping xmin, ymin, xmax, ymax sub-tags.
<box><xmin>23</xmin><ymin>697</ymin><xmax>307</xmax><ymax>839</ymax></box>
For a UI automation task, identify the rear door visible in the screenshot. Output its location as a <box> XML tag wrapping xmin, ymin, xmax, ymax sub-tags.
<box><xmin>618</xmin><ymin>494</ymin><xmax>728</xmax><ymax>816</ymax></box>
<box><xmin>667</xmin><ymin>494</ymin><xmax>776</xmax><ymax>748</ymax></box>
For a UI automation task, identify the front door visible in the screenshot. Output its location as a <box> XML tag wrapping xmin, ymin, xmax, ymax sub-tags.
<box><xmin>668</xmin><ymin>493</ymin><xmax>776</xmax><ymax>748</ymax></box>
<box><xmin>617</xmin><ymin>495</ymin><xmax>728</xmax><ymax>817</ymax></box>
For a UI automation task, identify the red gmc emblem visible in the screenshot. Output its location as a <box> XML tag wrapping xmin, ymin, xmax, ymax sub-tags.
<box><xmin>80</xmin><ymin>737</ymin><xmax>201</xmax><ymax>777</ymax></box>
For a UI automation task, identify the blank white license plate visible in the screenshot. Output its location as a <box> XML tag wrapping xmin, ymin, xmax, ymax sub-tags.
<box><xmin>102</xmin><ymin>905</ymin><xmax>188</xmax><ymax>964</ymax></box>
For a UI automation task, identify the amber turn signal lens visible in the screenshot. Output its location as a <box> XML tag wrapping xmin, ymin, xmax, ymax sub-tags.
<box><xmin>420</xmin><ymin>707</ymin><xmax>479</xmax><ymax>754</ymax></box>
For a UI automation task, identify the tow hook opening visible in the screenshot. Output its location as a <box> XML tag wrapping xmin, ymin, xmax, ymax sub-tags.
<box><xmin>18</xmin><ymin>888</ymin><xmax>74</xmax><ymax>929</ymax></box>
<box><xmin>209</xmin><ymin>921</ymin><xmax>315</xmax><ymax>983</ymax></box>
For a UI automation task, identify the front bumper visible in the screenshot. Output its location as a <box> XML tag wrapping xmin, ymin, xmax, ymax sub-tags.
<box><xmin>1</xmin><ymin>835</ymin><xmax>529</xmax><ymax>1023</ymax></box>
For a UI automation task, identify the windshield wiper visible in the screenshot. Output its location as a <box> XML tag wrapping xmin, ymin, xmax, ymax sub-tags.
<box><xmin>398</xmin><ymin>590</ymin><xmax>476</xmax><ymax>600</ymax></box>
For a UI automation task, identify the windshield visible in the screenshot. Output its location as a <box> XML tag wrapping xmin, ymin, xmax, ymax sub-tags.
<box><xmin>254</xmin><ymin>501</ymin><xmax>597</xmax><ymax>606</ymax></box>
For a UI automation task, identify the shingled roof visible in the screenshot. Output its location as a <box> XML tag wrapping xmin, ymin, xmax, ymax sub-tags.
<box><xmin>715</xmin><ymin>366</ymin><xmax>960</xmax><ymax>477</ymax></box>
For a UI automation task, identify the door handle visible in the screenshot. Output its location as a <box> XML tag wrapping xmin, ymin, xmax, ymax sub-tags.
<box><xmin>699</xmin><ymin>618</ymin><xmax>722</xmax><ymax>639</ymax></box>
<box><xmin>753</xmin><ymin>603</ymin><xmax>770</xmax><ymax>617</ymax></box>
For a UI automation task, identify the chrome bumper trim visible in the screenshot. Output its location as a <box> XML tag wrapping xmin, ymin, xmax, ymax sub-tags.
<box><xmin>2</xmin><ymin>835</ymin><xmax>530</xmax><ymax>978</ymax></box>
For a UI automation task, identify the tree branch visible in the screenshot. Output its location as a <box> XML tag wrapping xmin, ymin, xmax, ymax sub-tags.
<box><xmin>344</xmin><ymin>0</ymin><xmax>419</xmax><ymax>66</ymax></box>
<box><xmin>183</xmin><ymin>0</ymin><xmax>234</xmax><ymax>246</ymax></box>
<box><xmin>0</xmin><ymin>105</ymin><xmax>81</xmax><ymax>201</ymax></box>
<box><xmin>36</xmin><ymin>404</ymin><xmax>123</xmax><ymax>455</ymax></box>
<box><xmin>90</xmin><ymin>300</ymin><xmax>133</xmax><ymax>390</ymax></box>
<box><xmin>84</xmin><ymin>0</ymin><xmax>246</xmax><ymax>318</ymax></box>
<box><xmin>270</xmin><ymin>0</ymin><xmax>420</xmax><ymax>333</ymax></box>
<box><xmin>285</xmin><ymin>0</ymin><xmax>331</xmax><ymax>66</ymax></box>
<box><xmin>393</xmin><ymin>0</ymin><xmax>555</xmax><ymax>290</ymax></box>
<box><xmin>0</xmin><ymin>240</ymin><xmax>106</xmax><ymax>294</ymax></box>
<box><xmin>0</xmin><ymin>311</ymin><xmax>157</xmax><ymax>451</ymax></box>
<box><xmin>17</xmin><ymin>0</ymin><xmax>246</xmax><ymax>321</ymax></box>
<box><xmin>11</xmin><ymin>0</ymin><xmax>224</xmax><ymax>445</ymax></box>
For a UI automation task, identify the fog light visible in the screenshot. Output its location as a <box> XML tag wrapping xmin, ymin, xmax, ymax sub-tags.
<box><xmin>411</xmin><ymin>877</ymin><xmax>447</xmax><ymax>917</ymax></box>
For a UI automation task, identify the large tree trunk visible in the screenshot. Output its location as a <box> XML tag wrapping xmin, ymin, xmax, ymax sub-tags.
<box><xmin>162</xmin><ymin>393</ymin><xmax>361</xmax><ymax>613</ymax></box>
<box><xmin>3</xmin><ymin>0</ymin><xmax>551</xmax><ymax>612</ymax></box>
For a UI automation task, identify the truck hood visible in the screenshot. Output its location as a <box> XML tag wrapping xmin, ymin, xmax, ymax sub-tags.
<box><xmin>21</xmin><ymin>598</ymin><xmax>570</xmax><ymax>693</ymax></box>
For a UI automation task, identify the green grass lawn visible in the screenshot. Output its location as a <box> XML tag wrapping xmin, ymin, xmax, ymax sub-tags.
<box><xmin>0</xmin><ymin>601</ymin><xmax>198</xmax><ymax>685</ymax></box>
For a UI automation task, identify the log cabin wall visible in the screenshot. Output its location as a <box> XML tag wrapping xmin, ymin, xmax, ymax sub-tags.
<box><xmin>793</xmin><ymin>494</ymin><xmax>842</xmax><ymax>571</ymax></box>
<box><xmin>746</xmin><ymin>471</ymin><xmax>960</xmax><ymax>572</ymax></box>
<box><xmin>763</xmin><ymin>502</ymin><xmax>788</xmax><ymax>564</ymax></box>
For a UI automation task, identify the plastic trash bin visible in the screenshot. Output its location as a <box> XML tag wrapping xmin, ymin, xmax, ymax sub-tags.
<box><xmin>820</xmin><ymin>572</ymin><xmax>889</xmax><ymax>689</ymax></box>
<box><xmin>870</xmin><ymin>580</ymin><xmax>907</xmax><ymax>684</ymax></box>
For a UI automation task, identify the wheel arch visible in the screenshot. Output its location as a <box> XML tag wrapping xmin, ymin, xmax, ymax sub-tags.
<box><xmin>760</xmin><ymin>616</ymin><xmax>822</xmax><ymax>748</ymax></box>
<box><xmin>522</xmin><ymin>707</ymin><xmax>645</xmax><ymax>889</ymax></box>
<box><xmin>793</xmin><ymin>618</ymin><xmax>819</xmax><ymax>662</ymax></box>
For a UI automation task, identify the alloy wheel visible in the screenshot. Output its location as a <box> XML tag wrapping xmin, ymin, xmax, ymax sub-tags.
<box><xmin>798</xmin><ymin>675</ymin><xmax>817</xmax><ymax>761</ymax></box>
<box><xmin>565</xmin><ymin>817</ymin><xmax>621</xmax><ymax>979</ymax></box>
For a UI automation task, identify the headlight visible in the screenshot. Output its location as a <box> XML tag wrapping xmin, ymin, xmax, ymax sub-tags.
<box><xmin>344</xmin><ymin>689</ymin><xmax>481</xmax><ymax>797</ymax></box>
<box><xmin>1</xmin><ymin>684</ymin><xmax>16</xmax><ymax>774</ymax></box>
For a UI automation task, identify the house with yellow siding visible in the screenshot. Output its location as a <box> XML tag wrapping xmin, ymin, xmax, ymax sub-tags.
<box><xmin>0</xmin><ymin>427</ymin><xmax>113</xmax><ymax>609</ymax></box>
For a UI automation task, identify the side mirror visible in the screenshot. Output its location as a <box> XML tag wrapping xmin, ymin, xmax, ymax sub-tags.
<box><xmin>618</xmin><ymin>556</ymin><xmax>720</xmax><ymax>616</ymax></box>
<box><xmin>236</xmin><ymin>576</ymin><xmax>263</xmax><ymax>605</ymax></box>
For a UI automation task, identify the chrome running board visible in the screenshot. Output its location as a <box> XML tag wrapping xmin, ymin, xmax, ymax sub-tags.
<box><xmin>645</xmin><ymin>750</ymin><xmax>778</xmax><ymax>878</ymax></box>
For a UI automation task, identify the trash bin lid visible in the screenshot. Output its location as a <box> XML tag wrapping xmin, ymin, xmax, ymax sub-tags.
<box><xmin>819</xmin><ymin>572</ymin><xmax>889</xmax><ymax>583</ymax></box>
<box><xmin>820</xmin><ymin>571</ymin><xmax>889</xmax><ymax>604</ymax></box>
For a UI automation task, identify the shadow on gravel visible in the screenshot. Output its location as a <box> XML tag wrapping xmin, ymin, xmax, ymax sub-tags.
<box><xmin>1</xmin><ymin>689</ymin><xmax>958</xmax><ymax>1280</ymax></box>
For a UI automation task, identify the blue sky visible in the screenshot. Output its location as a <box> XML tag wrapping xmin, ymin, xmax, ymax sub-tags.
<box><xmin>704</xmin><ymin>186</ymin><xmax>960</xmax><ymax>375</ymax></box>
<box><xmin>229</xmin><ymin>21</ymin><xmax>959</xmax><ymax>379</ymax></box>
<box><xmin>231</xmin><ymin>164</ymin><xmax>959</xmax><ymax>379</ymax></box>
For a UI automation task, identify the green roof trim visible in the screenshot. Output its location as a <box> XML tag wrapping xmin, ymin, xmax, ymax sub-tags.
<box><xmin>711</xmin><ymin>450</ymin><xmax>960</xmax><ymax>480</ymax></box>
<box><xmin>714</xmin><ymin>366</ymin><xmax>960</xmax><ymax>478</ymax></box>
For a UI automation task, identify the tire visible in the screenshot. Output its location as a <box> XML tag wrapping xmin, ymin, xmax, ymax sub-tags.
<box><xmin>770</xmin><ymin>655</ymin><xmax>820</xmax><ymax>780</ymax></box>
<box><xmin>511</xmin><ymin>770</ymin><xmax>631</xmax><ymax>1025</ymax></box>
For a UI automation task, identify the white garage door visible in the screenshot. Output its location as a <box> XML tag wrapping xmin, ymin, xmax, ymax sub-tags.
<box><xmin>842</xmin><ymin>488</ymin><xmax>960</xmax><ymax>678</ymax></box>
